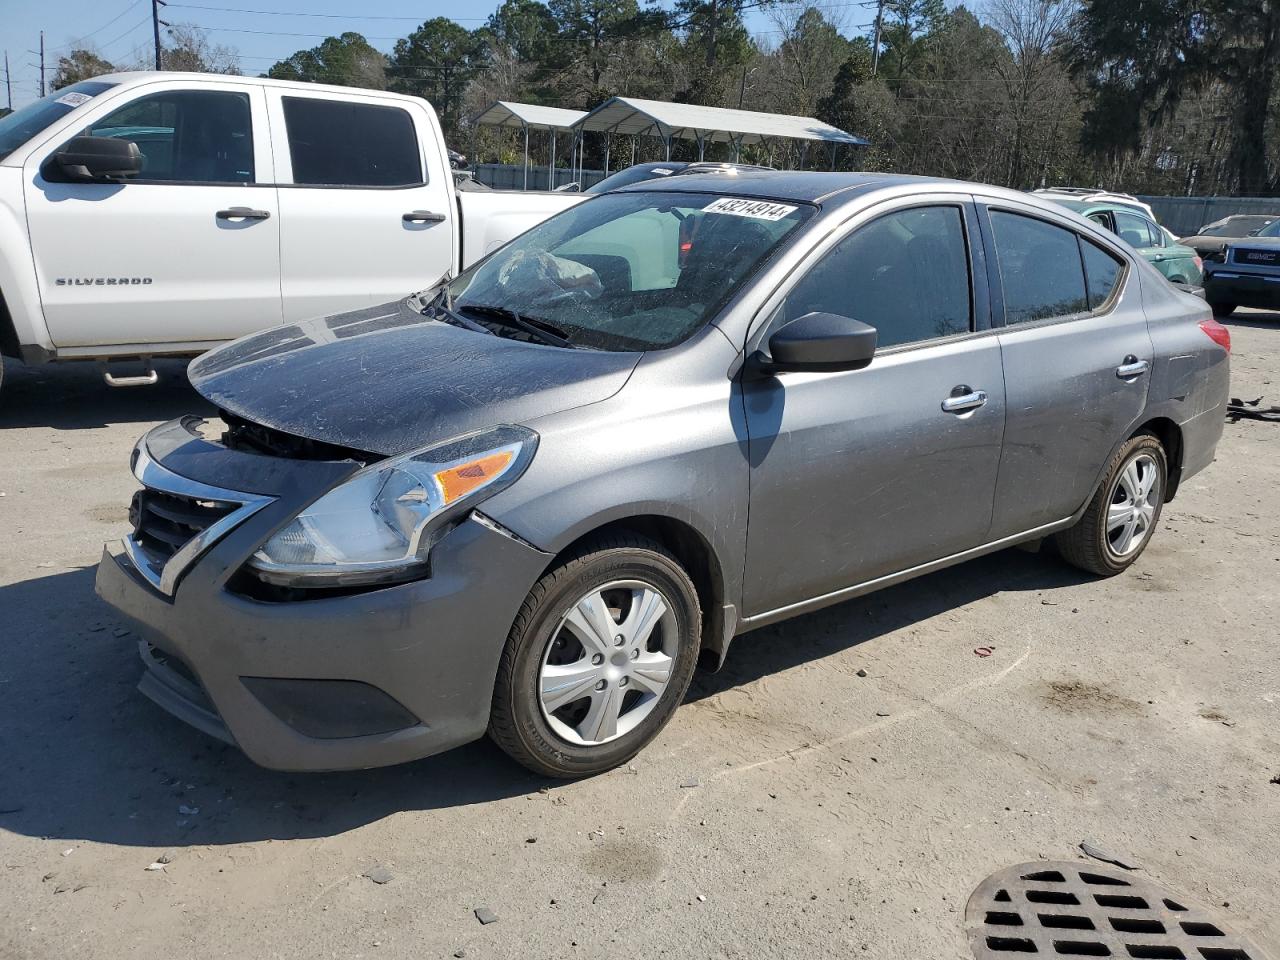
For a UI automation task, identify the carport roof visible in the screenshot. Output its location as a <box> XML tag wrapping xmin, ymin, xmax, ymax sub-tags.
<box><xmin>573</xmin><ymin>96</ymin><xmax>869</xmax><ymax>147</ymax></box>
<box><xmin>472</xmin><ymin>101</ymin><xmax>588</xmax><ymax>132</ymax></box>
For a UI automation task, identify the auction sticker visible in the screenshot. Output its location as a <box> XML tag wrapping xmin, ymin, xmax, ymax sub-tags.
<box><xmin>703</xmin><ymin>197</ymin><xmax>797</xmax><ymax>221</ymax></box>
<box><xmin>55</xmin><ymin>91</ymin><xmax>92</xmax><ymax>107</ymax></box>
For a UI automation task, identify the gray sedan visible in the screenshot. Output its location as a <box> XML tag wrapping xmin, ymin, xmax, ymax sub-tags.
<box><xmin>96</xmin><ymin>173</ymin><xmax>1230</xmax><ymax>777</ymax></box>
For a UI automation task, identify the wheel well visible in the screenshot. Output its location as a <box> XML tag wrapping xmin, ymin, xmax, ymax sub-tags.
<box><xmin>1133</xmin><ymin>417</ymin><xmax>1184</xmax><ymax>500</ymax></box>
<box><xmin>555</xmin><ymin>516</ymin><xmax>727</xmax><ymax>669</ymax></box>
<box><xmin>0</xmin><ymin>288</ymin><xmax>21</xmax><ymax>360</ymax></box>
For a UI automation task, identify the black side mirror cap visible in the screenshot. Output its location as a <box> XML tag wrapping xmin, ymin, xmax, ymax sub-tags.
<box><xmin>47</xmin><ymin>136</ymin><xmax>143</xmax><ymax>182</ymax></box>
<box><xmin>758</xmin><ymin>311</ymin><xmax>878</xmax><ymax>374</ymax></box>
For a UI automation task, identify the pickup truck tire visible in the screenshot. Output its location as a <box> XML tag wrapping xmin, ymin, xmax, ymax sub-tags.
<box><xmin>1210</xmin><ymin>301</ymin><xmax>1237</xmax><ymax>317</ymax></box>
<box><xmin>1055</xmin><ymin>434</ymin><xmax>1167</xmax><ymax>577</ymax></box>
<box><xmin>489</xmin><ymin>533</ymin><xmax>701</xmax><ymax>778</ymax></box>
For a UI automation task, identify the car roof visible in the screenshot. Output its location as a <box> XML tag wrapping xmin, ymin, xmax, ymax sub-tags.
<box><xmin>617</xmin><ymin>170</ymin><xmax>1026</xmax><ymax>208</ymax></box>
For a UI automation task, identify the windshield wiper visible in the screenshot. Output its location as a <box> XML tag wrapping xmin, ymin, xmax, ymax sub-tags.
<box><xmin>458</xmin><ymin>304</ymin><xmax>577</xmax><ymax>349</ymax></box>
<box><xmin>421</xmin><ymin>287</ymin><xmax>493</xmax><ymax>336</ymax></box>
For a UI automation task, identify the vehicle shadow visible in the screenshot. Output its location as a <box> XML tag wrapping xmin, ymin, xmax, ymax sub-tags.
<box><xmin>1221</xmin><ymin>308</ymin><xmax>1279</xmax><ymax>329</ymax></box>
<box><xmin>0</xmin><ymin>549</ymin><xmax>1091</xmax><ymax>849</ymax></box>
<box><xmin>0</xmin><ymin>358</ymin><xmax>213</xmax><ymax>430</ymax></box>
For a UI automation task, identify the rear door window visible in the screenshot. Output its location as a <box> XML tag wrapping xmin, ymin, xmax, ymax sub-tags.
<box><xmin>1113</xmin><ymin>210</ymin><xmax>1158</xmax><ymax>249</ymax></box>
<box><xmin>282</xmin><ymin>97</ymin><xmax>422</xmax><ymax>187</ymax></box>
<box><xmin>86</xmin><ymin>90</ymin><xmax>254</xmax><ymax>183</ymax></box>
<box><xmin>780</xmin><ymin>205</ymin><xmax>973</xmax><ymax>348</ymax></box>
<box><xmin>989</xmin><ymin>211</ymin><xmax>1089</xmax><ymax>325</ymax></box>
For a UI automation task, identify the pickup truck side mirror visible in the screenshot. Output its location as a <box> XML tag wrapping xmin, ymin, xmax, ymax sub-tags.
<box><xmin>760</xmin><ymin>311</ymin><xmax>878</xmax><ymax>374</ymax></box>
<box><xmin>49</xmin><ymin>136</ymin><xmax>143</xmax><ymax>182</ymax></box>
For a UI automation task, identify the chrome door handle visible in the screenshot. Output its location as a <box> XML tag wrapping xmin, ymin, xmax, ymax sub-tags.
<box><xmin>941</xmin><ymin>387</ymin><xmax>987</xmax><ymax>413</ymax></box>
<box><xmin>1116</xmin><ymin>357</ymin><xmax>1150</xmax><ymax>379</ymax></box>
<box><xmin>403</xmin><ymin>210</ymin><xmax>447</xmax><ymax>223</ymax></box>
<box><xmin>216</xmin><ymin>207</ymin><xmax>270</xmax><ymax>221</ymax></box>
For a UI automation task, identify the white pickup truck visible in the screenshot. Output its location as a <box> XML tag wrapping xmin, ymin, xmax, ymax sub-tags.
<box><xmin>0</xmin><ymin>72</ymin><xmax>583</xmax><ymax>392</ymax></box>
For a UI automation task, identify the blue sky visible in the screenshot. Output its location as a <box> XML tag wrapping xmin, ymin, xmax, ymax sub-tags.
<box><xmin>1</xmin><ymin>0</ymin><xmax>878</xmax><ymax>111</ymax></box>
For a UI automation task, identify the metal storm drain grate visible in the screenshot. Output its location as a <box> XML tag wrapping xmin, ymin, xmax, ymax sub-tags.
<box><xmin>965</xmin><ymin>861</ymin><xmax>1266</xmax><ymax>960</ymax></box>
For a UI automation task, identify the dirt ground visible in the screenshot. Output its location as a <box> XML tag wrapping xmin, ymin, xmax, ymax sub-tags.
<box><xmin>0</xmin><ymin>313</ymin><xmax>1277</xmax><ymax>960</ymax></box>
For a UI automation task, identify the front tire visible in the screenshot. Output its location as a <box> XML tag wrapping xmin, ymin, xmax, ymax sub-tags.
<box><xmin>1055</xmin><ymin>434</ymin><xmax>1167</xmax><ymax>576</ymax></box>
<box><xmin>489</xmin><ymin>533</ymin><xmax>701</xmax><ymax>778</ymax></box>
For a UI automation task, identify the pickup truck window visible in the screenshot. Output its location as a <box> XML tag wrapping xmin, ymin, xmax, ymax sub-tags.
<box><xmin>0</xmin><ymin>80</ymin><xmax>115</xmax><ymax>162</ymax></box>
<box><xmin>86</xmin><ymin>90</ymin><xmax>254</xmax><ymax>183</ymax></box>
<box><xmin>444</xmin><ymin>191</ymin><xmax>811</xmax><ymax>351</ymax></box>
<box><xmin>282</xmin><ymin>97</ymin><xmax>422</xmax><ymax>187</ymax></box>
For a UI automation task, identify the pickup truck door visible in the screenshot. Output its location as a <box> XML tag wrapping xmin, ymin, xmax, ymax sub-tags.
<box><xmin>264</xmin><ymin>89</ymin><xmax>456</xmax><ymax>323</ymax></box>
<box><xmin>23</xmin><ymin>79</ymin><xmax>283</xmax><ymax>348</ymax></box>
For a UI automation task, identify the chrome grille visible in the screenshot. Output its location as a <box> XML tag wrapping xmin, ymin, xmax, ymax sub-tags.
<box><xmin>122</xmin><ymin>442</ymin><xmax>272</xmax><ymax>596</ymax></box>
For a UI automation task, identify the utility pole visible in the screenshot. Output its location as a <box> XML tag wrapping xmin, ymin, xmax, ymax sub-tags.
<box><xmin>871</xmin><ymin>0</ymin><xmax>885</xmax><ymax>78</ymax></box>
<box><xmin>38</xmin><ymin>31</ymin><xmax>45</xmax><ymax>97</ymax></box>
<box><xmin>152</xmin><ymin>0</ymin><xmax>167</xmax><ymax>70</ymax></box>
<box><xmin>3</xmin><ymin>51</ymin><xmax>12</xmax><ymax>113</ymax></box>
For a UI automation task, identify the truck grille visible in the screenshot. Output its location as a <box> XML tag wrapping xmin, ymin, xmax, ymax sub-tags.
<box><xmin>1234</xmin><ymin>247</ymin><xmax>1280</xmax><ymax>265</ymax></box>
<box><xmin>129</xmin><ymin>488</ymin><xmax>237</xmax><ymax>563</ymax></box>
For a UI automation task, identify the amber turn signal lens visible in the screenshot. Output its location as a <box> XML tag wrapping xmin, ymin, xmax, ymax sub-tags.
<box><xmin>435</xmin><ymin>451</ymin><xmax>516</xmax><ymax>504</ymax></box>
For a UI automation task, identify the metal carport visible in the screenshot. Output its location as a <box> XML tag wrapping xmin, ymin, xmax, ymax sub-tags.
<box><xmin>472</xmin><ymin>101</ymin><xmax>588</xmax><ymax>190</ymax></box>
<box><xmin>571</xmin><ymin>96</ymin><xmax>868</xmax><ymax>177</ymax></box>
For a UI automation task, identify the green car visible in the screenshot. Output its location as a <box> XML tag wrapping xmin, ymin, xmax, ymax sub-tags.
<box><xmin>1044</xmin><ymin>199</ymin><xmax>1204</xmax><ymax>286</ymax></box>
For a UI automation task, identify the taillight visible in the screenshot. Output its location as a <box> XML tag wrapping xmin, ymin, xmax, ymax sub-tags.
<box><xmin>1193</xmin><ymin>255</ymin><xmax>1203</xmax><ymax>271</ymax></box>
<box><xmin>1199</xmin><ymin>317</ymin><xmax>1231</xmax><ymax>352</ymax></box>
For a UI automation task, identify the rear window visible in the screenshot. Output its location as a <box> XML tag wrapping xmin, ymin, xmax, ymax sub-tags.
<box><xmin>282</xmin><ymin>97</ymin><xmax>422</xmax><ymax>187</ymax></box>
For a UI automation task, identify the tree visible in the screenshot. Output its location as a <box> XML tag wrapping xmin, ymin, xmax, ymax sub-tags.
<box><xmin>985</xmin><ymin>0</ymin><xmax>1076</xmax><ymax>187</ymax></box>
<box><xmin>877</xmin><ymin>0</ymin><xmax>947</xmax><ymax>83</ymax></box>
<box><xmin>544</xmin><ymin>0</ymin><xmax>646</xmax><ymax>103</ymax></box>
<box><xmin>267</xmin><ymin>33</ymin><xmax>386</xmax><ymax>89</ymax></box>
<box><xmin>1067</xmin><ymin>0</ymin><xmax>1280</xmax><ymax>194</ymax></box>
<box><xmin>486</xmin><ymin>0</ymin><xmax>560</xmax><ymax>62</ymax></box>
<box><xmin>53</xmin><ymin>49</ymin><xmax>115</xmax><ymax>89</ymax></box>
<box><xmin>390</xmin><ymin>19</ymin><xmax>488</xmax><ymax>139</ymax></box>
<box><xmin>767</xmin><ymin>4</ymin><xmax>853</xmax><ymax>116</ymax></box>
<box><xmin>163</xmin><ymin>24</ymin><xmax>241</xmax><ymax>74</ymax></box>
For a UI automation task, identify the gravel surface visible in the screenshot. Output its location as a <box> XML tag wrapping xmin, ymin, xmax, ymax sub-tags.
<box><xmin>1</xmin><ymin>315</ymin><xmax>1277</xmax><ymax>960</ymax></box>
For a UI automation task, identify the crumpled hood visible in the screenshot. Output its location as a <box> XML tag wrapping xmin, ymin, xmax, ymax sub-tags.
<box><xmin>189</xmin><ymin>299</ymin><xmax>640</xmax><ymax>457</ymax></box>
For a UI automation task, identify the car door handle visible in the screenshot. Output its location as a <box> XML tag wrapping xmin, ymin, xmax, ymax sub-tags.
<box><xmin>1116</xmin><ymin>356</ymin><xmax>1150</xmax><ymax>379</ymax></box>
<box><xmin>941</xmin><ymin>387</ymin><xmax>988</xmax><ymax>413</ymax></box>
<box><xmin>216</xmin><ymin>207</ymin><xmax>270</xmax><ymax>221</ymax></box>
<box><xmin>403</xmin><ymin>210</ymin><xmax>447</xmax><ymax>223</ymax></box>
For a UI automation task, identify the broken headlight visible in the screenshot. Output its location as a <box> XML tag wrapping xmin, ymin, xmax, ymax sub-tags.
<box><xmin>247</xmin><ymin>425</ymin><xmax>536</xmax><ymax>588</ymax></box>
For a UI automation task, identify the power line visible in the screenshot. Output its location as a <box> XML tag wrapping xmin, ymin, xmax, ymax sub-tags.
<box><xmin>43</xmin><ymin>0</ymin><xmax>146</xmax><ymax>55</ymax></box>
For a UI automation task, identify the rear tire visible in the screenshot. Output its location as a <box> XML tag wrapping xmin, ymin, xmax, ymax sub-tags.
<box><xmin>1210</xmin><ymin>301</ymin><xmax>1237</xmax><ymax>316</ymax></box>
<box><xmin>489</xmin><ymin>533</ymin><xmax>701</xmax><ymax>778</ymax></box>
<box><xmin>1055</xmin><ymin>434</ymin><xmax>1167</xmax><ymax>577</ymax></box>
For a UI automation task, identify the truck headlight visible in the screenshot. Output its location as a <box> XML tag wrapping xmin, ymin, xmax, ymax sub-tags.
<box><xmin>247</xmin><ymin>425</ymin><xmax>536</xmax><ymax>588</ymax></box>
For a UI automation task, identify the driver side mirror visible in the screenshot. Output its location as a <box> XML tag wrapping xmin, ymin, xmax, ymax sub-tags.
<box><xmin>48</xmin><ymin>136</ymin><xmax>142</xmax><ymax>182</ymax></box>
<box><xmin>755</xmin><ymin>311</ymin><xmax>878</xmax><ymax>374</ymax></box>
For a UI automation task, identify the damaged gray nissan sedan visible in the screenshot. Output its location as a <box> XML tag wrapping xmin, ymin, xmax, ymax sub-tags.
<box><xmin>96</xmin><ymin>172</ymin><xmax>1230</xmax><ymax>777</ymax></box>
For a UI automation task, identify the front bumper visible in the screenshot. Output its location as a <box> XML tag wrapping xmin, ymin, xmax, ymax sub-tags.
<box><xmin>1203</xmin><ymin>269</ymin><xmax>1280</xmax><ymax>308</ymax></box>
<box><xmin>95</xmin><ymin>420</ymin><xmax>551</xmax><ymax>772</ymax></box>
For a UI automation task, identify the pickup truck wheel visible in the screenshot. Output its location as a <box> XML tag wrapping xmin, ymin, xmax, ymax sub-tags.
<box><xmin>1055</xmin><ymin>434</ymin><xmax>1167</xmax><ymax>577</ymax></box>
<box><xmin>1210</xmin><ymin>301</ymin><xmax>1237</xmax><ymax>316</ymax></box>
<box><xmin>489</xmin><ymin>533</ymin><xmax>701</xmax><ymax>778</ymax></box>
